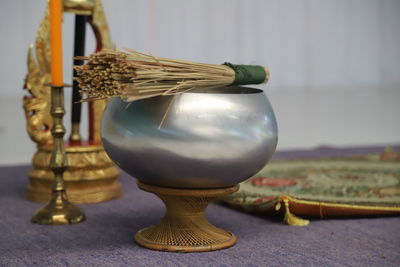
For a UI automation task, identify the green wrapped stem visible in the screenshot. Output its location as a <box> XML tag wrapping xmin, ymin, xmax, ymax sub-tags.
<box><xmin>223</xmin><ymin>63</ymin><xmax>268</xmax><ymax>86</ymax></box>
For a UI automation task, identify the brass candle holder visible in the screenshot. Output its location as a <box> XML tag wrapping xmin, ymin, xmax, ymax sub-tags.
<box><xmin>32</xmin><ymin>85</ymin><xmax>85</xmax><ymax>225</ymax></box>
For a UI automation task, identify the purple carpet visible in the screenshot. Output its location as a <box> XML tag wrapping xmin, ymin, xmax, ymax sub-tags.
<box><xmin>0</xmin><ymin>146</ymin><xmax>399</xmax><ymax>266</ymax></box>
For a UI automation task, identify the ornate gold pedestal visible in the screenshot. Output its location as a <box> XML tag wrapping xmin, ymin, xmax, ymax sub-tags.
<box><xmin>27</xmin><ymin>145</ymin><xmax>121</xmax><ymax>204</ymax></box>
<box><xmin>135</xmin><ymin>182</ymin><xmax>239</xmax><ymax>252</ymax></box>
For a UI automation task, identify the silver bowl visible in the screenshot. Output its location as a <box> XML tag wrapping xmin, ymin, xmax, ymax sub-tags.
<box><xmin>101</xmin><ymin>86</ymin><xmax>278</xmax><ymax>188</ymax></box>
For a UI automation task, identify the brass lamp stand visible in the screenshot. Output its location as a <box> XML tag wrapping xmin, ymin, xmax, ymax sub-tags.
<box><xmin>32</xmin><ymin>83</ymin><xmax>85</xmax><ymax>224</ymax></box>
<box><xmin>32</xmin><ymin>85</ymin><xmax>85</xmax><ymax>225</ymax></box>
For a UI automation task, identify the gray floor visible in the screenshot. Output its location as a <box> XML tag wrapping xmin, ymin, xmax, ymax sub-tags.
<box><xmin>1</xmin><ymin>162</ymin><xmax>399</xmax><ymax>266</ymax></box>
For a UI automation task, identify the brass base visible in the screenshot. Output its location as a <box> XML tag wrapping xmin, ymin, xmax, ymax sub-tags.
<box><xmin>135</xmin><ymin>181</ymin><xmax>239</xmax><ymax>252</ymax></box>
<box><xmin>31</xmin><ymin>191</ymin><xmax>86</xmax><ymax>225</ymax></box>
<box><xmin>27</xmin><ymin>144</ymin><xmax>122</xmax><ymax>204</ymax></box>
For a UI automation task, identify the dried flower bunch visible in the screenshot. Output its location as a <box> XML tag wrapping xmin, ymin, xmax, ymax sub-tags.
<box><xmin>75</xmin><ymin>49</ymin><xmax>269</xmax><ymax>102</ymax></box>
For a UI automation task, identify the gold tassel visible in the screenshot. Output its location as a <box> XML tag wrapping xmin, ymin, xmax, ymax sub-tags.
<box><xmin>275</xmin><ymin>196</ymin><xmax>309</xmax><ymax>226</ymax></box>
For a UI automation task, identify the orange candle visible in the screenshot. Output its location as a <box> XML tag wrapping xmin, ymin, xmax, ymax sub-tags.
<box><xmin>50</xmin><ymin>0</ymin><xmax>63</xmax><ymax>86</ymax></box>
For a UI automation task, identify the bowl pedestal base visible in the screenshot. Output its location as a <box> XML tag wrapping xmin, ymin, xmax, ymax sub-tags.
<box><xmin>135</xmin><ymin>181</ymin><xmax>239</xmax><ymax>252</ymax></box>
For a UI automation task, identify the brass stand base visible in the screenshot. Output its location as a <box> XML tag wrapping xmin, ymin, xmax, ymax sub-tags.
<box><xmin>31</xmin><ymin>191</ymin><xmax>86</xmax><ymax>225</ymax></box>
<box><xmin>135</xmin><ymin>182</ymin><xmax>239</xmax><ymax>252</ymax></box>
<box><xmin>27</xmin><ymin>145</ymin><xmax>122</xmax><ymax>204</ymax></box>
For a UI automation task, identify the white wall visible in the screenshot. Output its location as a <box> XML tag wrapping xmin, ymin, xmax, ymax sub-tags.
<box><xmin>0</xmin><ymin>0</ymin><xmax>399</xmax><ymax>164</ymax></box>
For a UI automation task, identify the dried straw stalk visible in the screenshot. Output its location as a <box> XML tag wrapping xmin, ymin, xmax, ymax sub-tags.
<box><xmin>75</xmin><ymin>49</ymin><xmax>268</xmax><ymax>102</ymax></box>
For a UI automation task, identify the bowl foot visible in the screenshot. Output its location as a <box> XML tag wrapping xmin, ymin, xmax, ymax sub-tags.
<box><xmin>135</xmin><ymin>181</ymin><xmax>239</xmax><ymax>252</ymax></box>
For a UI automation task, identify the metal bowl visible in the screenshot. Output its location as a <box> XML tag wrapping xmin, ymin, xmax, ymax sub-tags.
<box><xmin>101</xmin><ymin>86</ymin><xmax>278</xmax><ymax>188</ymax></box>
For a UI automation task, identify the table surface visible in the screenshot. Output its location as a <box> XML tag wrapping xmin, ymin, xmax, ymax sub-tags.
<box><xmin>1</xmin><ymin>146</ymin><xmax>399</xmax><ymax>267</ymax></box>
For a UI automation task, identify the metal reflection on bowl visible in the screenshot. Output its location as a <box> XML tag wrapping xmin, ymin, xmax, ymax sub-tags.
<box><xmin>101</xmin><ymin>86</ymin><xmax>278</xmax><ymax>188</ymax></box>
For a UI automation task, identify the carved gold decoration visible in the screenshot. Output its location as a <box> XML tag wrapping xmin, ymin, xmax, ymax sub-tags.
<box><xmin>23</xmin><ymin>7</ymin><xmax>52</xmax><ymax>146</ymax></box>
<box><xmin>27</xmin><ymin>145</ymin><xmax>121</xmax><ymax>204</ymax></box>
<box><xmin>24</xmin><ymin>0</ymin><xmax>121</xmax><ymax>204</ymax></box>
<box><xmin>64</xmin><ymin>0</ymin><xmax>95</xmax><ymax>15</ymax></box>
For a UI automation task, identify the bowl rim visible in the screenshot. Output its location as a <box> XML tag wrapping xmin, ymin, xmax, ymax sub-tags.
<box><xmin>187</xmin><ymin>86</ymin><xmax>263</xmax><ymax>95</ymax></box>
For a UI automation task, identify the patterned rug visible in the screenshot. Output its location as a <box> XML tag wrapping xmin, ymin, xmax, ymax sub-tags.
<box><xmin>221</xmin><ymin>148</ymin><xmax>400</xmax><ymax>225</ymax></box>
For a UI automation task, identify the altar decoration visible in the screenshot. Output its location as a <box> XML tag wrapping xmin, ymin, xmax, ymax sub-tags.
<box><xmin>23</xmin><ymin>0</ymin><xmax>122</xmax><ymax>204</ymax></box>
